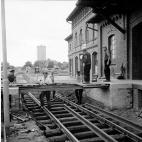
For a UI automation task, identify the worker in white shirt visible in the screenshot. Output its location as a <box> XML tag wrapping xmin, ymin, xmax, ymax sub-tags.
<box><xmin>39</xmin><ymin>71</ymin><xmax>52</xmax><ymax>109</ymax></box>
<box><xmin>39</xmin><ymin>71</ymin><xmax>56</xmax><ymax>109</ymax></box>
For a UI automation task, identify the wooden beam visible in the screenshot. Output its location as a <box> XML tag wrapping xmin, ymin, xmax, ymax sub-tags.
<box><xmin>92</xmin><ymin>8</ymin><xmax>126</xmax><ymax>34</ymax></box>
<box><xmin>104</xmin><ymin>15</ymin><xmax>126</xmax><ymax>34</ymax></box>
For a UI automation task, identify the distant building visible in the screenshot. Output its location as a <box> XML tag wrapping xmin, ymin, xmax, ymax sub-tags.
<box><xmin>37</xmin><ymin>45</ymin><xmax>46</xmax><ymax>61</ymax></box>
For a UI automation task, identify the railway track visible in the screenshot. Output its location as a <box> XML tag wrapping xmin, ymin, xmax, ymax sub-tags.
<box><xmin>83</xmin><ymin>103</ymin><xmax>142</xmax><ymax>133</ymax></box>
<box><xmin>21</xmin><ymin>92</ymin><xmax>142</xmax><ymax>142</ymax></box>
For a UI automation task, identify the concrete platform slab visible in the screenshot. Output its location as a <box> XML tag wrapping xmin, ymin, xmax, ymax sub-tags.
<box><xmin>82</xmin><ymin>79</ymin><xmax>142</xmax><ymax>110</ymax></box>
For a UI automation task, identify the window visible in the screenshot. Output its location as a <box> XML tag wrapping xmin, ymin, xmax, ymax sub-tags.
<box><xmin>71</xmin><ymin>59</ymin><xmax>74</xmax><ymax>76</ymax></box>
<box><xmin>75</xmin><ymin>56</ymin><xmax>78</xmax><ymax>76</ymax></box>
<box><xmin>69</xmin><ymin>59</ymin><xmax>72</xmax><ymax>75</ymax></box>
<box><xmin>75</xmin><ymin>32</ymin><xmax>77</xmax><ymax>47</ymax></box>
<box><xmin>108</xmin><ymin>35</ymin><xmax>116</xmax><ymax>61</ymax></box>
<box><xmin>85</xmin><ymin>27</ymin><xmax>89</xmax><ymax>43</ymax></box>
<box><xmin>79</xmin><ymin>29</ymin><xmax>83</xmax><ymax>45</ymax></box>
<box><xmin>93</xmin><ymin>24</ymin><xmax>98</xmax><ymax>40</ymax></box>
<box><xmin>92</xmin><ymin>52</ymin><xmax>98</xmax><ymax>75</ymax></box>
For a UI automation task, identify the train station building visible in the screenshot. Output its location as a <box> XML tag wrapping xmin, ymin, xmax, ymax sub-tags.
<box><xmin>65</xmin><ymin>0</ymin><xmax>142</xmax><ymax>109</ymax></box>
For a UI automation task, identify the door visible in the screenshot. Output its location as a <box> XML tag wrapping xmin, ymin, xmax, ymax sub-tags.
<box><xmin>132</xmin><ymin>22</ymin><xmax>142</xmax><ymax>79</ymax></box>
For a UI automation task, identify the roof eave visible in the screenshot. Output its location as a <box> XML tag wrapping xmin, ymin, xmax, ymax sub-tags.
<box><xmin>66</xmin><ymin>6</ymin><xmax>82</xmax><ymax>22</ymax></box>
<box><xmin>77</xmin><ymin>0</ymin><xmax>142</xmax><ymax>15</ymax></box>
<box><xmin>65</xmin><ymin>34</ymin><xmax>73</xmax><ymax>41</ymax></box>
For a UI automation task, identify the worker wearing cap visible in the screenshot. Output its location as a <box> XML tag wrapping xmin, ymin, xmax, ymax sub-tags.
<box><xmin>8</xmin><ymin>69</ymin><xmax>16</xmax><ymax>84</ymax></box>
<box><xmin>7</xmin><ymin>69</ymin><xmax>16</xmax><ymax>111</ymax></box>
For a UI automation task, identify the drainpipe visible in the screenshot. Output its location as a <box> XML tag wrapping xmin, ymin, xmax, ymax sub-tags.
<box><xmin>100</xmin><ymin>25</ymin><xmax>103</xmax><ymax>77</ymax></box>
<box><xmin>1</xmin><ymin>0</ymin><xmax>10</xmax><ymax>128</ymax></box>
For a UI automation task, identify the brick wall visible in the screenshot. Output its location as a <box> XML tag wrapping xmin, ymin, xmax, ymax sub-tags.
<box><xmin>100</xmin><ymin>15</ymin><xmax>127</xmax><ymax>79</ymax></box>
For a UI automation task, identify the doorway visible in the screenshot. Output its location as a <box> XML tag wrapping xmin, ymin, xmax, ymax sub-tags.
<box><xmin>92</xmin><ymin>52</ymin><xmax>98</xmax><ymax>81</ymax></box>
<box><xmin>132</xmin><ymin>22</ymin><xmax>142</xmax><ymax>79</ymax></box>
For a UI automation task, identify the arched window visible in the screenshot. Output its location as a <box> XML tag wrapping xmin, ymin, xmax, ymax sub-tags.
<box><xmin>92</xmin><ymin>52</ymin><xmax>98</xmax><ymax>75</ymax></box>
<box><xmin>75</xmin><ymin>32</ymin><xmax>77</xmax><ymax>47</ymax></box>
<box><xmin>85</xmin><ymin>27</ymin><xmax>89</xmax><ymax>43</ymax></box>
<box><xmin>108</xmin><ymin>35</ymin><xmax>116</xmax><ymax>61</ymax></box>
<box><xmin>79</xmin><ymin>29</ymin><xmax>83</xmax><ymax>45</ymax></box>
<box><xmin>92</xmin><ymin>52</ymin><xmax>98</xmax><ymax>81</ymax></box>
<box><xmin>71</xmin><ymin>59</ymin><xmax>74</xmax><ymax>76</ymax></box>
<box><xmin>69</xmin><ymin>59</ymin><xmax>71</xmax><ymax>75</ymax></box>
<box><xmin>93</xmin><ymin>24</ymin><xmax>98</xmax><ymax>40</ymax></box>
<box><xmin>75</xmin><ymin>56</ymin><xmax>78</xmax><ymax>76</ymax></box>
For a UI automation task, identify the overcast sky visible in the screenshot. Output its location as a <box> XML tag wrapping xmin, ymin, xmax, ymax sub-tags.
<box><xmin>1</xmin><ymin>0</ymin><xmax>76</xmax><ymax>67</ymax></box>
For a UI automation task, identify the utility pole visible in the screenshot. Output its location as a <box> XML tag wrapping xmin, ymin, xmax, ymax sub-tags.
<box><xmin>1</xmin><ymin>0</ymin><xmax>10</xmax><ymax>126</ymax></box>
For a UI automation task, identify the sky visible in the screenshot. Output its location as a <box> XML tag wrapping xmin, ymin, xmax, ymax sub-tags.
<box><xmin>1</xmin><ymin>0</ymin><xmax>76</xmax><ymax>67</ymax></box>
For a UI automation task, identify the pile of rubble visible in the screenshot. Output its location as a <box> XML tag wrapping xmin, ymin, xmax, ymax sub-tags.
<box><xmin>2</xmin><ymin>111</ymin><xmax>48</xmax><ymax>142</ymax></box>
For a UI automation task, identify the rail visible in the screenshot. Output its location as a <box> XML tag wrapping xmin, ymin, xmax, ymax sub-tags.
<box><xmin>57</xmin><ymin>94</ymin><xmax>142</xmax><ymax>142</ymax></box>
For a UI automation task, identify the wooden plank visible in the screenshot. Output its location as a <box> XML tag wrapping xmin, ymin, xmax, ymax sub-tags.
<box><xmin>19</xmin><ymin>83</ymin><xmax>83</xmax><ymax>92</ymax></box>
<box><xmin>82</xmin><ymin>83</ymin><xmax>110</xmax><ymax>89</ymax></box>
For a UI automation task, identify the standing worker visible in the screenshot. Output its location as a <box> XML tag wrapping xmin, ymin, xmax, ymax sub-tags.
<box><xmin>7</xmin><ymin>69</ymin><xmax>16</xmax><ymax>117</ymax></box>
<box><xmin>50</xmin><ymin>71</ymin><xmax>56</xmax><ymax>99</ymax></box>
<box><xmin>104</xmin><ymin>47</ymin><xmax>111</xmax><ymax>82</ymax></box>
<box><xmin>82</xmin><ymin>49</ymin><xmax>91</xmax><ymax>83</ymax></box>
<box><xmin>75</xmin><ymin>89</ymin><xmax>83</xmax><ymax>105</ymax></box>
<box><xmin>39</xmin><ymin>70</ymin><xmax>52</xmax><ymax>109</ymax></box>
<box><xmin>8</xmin><ymin>69</ymin><xmax>16</xmax><ymax>84</ymax></box>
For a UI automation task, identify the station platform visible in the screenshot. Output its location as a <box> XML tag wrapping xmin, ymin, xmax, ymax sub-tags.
<box><xmin>80</xmin><ymin>79</ymin><xmax>142</xmax><ymax>110</ymax></box>
<box><xmin>1</xmin><ymin>77</ymin><xmax>142</xmax><ymax>111</ymax></box>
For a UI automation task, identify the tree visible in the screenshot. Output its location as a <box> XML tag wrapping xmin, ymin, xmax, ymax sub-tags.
<box><xmin>57</xmin><ymin>62</ymin><xmax>62</xmax><ymax>69</ymax></box>
<box><xmin>24</xmin><ymin>61</ymin><xmax>32</xmax><ymax>67</ymax></box>
<box><xmin>33</xmin><ymin>60</ymin><xmax>48</xmax><ymax>70</ymax></box>
<box><xmin>62</xmin><ymin>62</ymin><xmax>69</xmax><ymax>69</ymax></box>
<box><xmin>47</xmin><ymin>60</ymin><xmax>54</xmax><ymax>68</ymax></box>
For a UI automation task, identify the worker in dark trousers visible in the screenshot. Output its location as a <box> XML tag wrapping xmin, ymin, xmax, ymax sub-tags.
<box><xmin>104</xmin><ymin>47</ymin><xmax>111</xmax><ymax>82</ymax></box>
<box><xmin>39</xmin><ymin>71</ymin><xmax>52</xmax><ymax>109</ymax></box>
<box><xmin>82</xmin><ymin>49</ymin><xmax>91</xmax><ymax>83</ymax></box>
<box><xmin>40</xmin><ymin>91</ymin><xmax>51</xmax><ymax>108</ymax></box>
<box><xmin>75</xmin><ymin>89</ymin><xmax>83</xmax><ymax>105</ymax></box>
<box><xmin>52</xmin><ymin>90</ymin><xmax>56</xmax><ymax>99</ymax></box>
<box><xmin>50</xmin><ymin>71</ymin><xmax>56</xmax><ymax>99</ymax></box>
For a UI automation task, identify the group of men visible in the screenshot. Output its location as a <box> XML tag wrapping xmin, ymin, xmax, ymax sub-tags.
<box><xmin>39</xmin><ymin>70</ymin><xmax>83</xmax><ymax>108</ymax></box>
<box><xmin>6</xmin><ymin>48</ymin><xmax>111</xmax><ymax>109</ymax></box>
<box><xmin>81</xmin><ymin>48</ymin><xmax>111</xmax><ymax>83</ymax></box>
<box><xmin>39</xmin><ymin>71</ymin><xmax>55</xmax><ymax>109</ymax></box>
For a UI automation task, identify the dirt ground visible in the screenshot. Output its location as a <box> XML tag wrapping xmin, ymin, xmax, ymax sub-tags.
<box><xmin>110</xmin><ymin>108</ymin><xmax>142</xmax><ymax>126</ymax></box>
<box><xmin>7</xmin><ymin>121</ymin><xmax>47</xmax><ymax>142</ymax></box>
<box><xmin>1</xmin><ymin>111</ymin><xmax>48</xmax><ymax>142</ymax></box>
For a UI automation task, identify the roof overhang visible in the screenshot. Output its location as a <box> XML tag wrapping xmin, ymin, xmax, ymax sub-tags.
<box><xmin>76</xmin><ymin>0</ymin><xmax>142</xmax><ymax>16</ymax></box>
<box><xmin>77</xmin><ymin>0</ymin><xmax>142</xmax><ymax>34</ymax></box>
<box><xmin>65</xmin><ymin>34</ymin><xmax>73</xmax><ymax>41</ymax></box>
<box><xmin>86</xmin><ymin>14</ymin><xmax>104</xmax><ymax>24</ymax></box>
<box><xmin>66</xmin><ymin>6</ymin><xmax>82</xmax><ymax>22</ymax></box>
